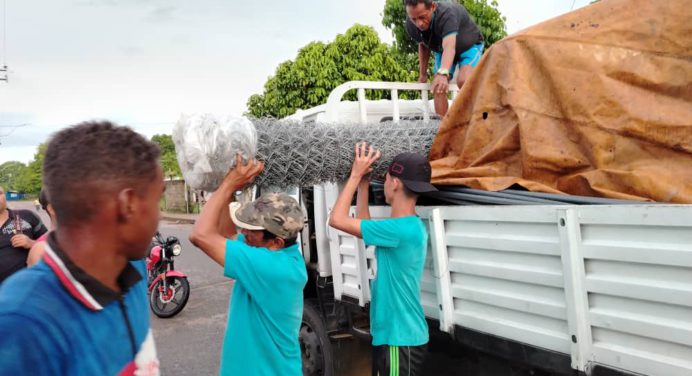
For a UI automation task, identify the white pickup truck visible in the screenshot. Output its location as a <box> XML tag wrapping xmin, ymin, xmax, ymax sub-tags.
<box><xmin>280</xmin><ymin>81</ymin><xmax>692</xmax><ymax>376</ymax></box>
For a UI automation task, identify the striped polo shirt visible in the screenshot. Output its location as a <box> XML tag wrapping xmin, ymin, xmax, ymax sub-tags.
<box><xmin>0</xmin><ymin>233</ymin><xmax>159</xmax><ymax>375</ymax></box>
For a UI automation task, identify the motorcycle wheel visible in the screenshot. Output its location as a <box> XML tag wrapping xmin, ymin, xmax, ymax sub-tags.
<box><xmin>150</xmin><ymin>276</ymin><xmax>190</xmax><ymax>318</ymax></box>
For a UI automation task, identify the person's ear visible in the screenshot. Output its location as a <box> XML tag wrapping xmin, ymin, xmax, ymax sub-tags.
<box><xmin>117</xmin><ymin>188</ymin><xmax>137</xmax><ymax>223</ymax></box>
<box><xmin>269</xmin><ymin>237</ymin><xmax>285</xmax><ymax>250</ymax></box>
<box><xmin>47</xmin><ymin>204</ymin><xmax>57</xmax><ymax>220</ymax></box>
<box><xmin>393</xmin><ymin>177</ymin><xmax>402</xmax><ymax>192</ymax></box>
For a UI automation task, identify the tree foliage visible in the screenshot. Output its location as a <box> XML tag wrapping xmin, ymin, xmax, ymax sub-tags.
<box><xmin>382</xmin><ymin>0</ymin><xmax>508</xmax><ymax>54</ymax></box>
<box><xmin>151</xmin><ymin>134</ymin><xmax>182</xmax><ymax>179</ymax></box>
<box><xmin>13</xmin><ymin>144</ymin><xmax>46</xmax><ymax>195</ymax></box>
<box><xmin>246</xmin><ymin>25</ymin><xmax>417</xmax><ymax>119</ymax></box>
<box><xmin>0</xmin><ymin>161</ymin><xmax>28</xmax><ymax>191</ymax></box>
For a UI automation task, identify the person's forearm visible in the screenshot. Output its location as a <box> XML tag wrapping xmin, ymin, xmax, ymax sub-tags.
<box><xmin>418</xmin><ymin>43</ymin><xmax>431</xmax><ymax>78</ymax></box>
<box><xmin>355</xmin><ymin>180</ymin><xmax>370</xmax><ymax>220</ymax></box>
<box><xmin>191</xmin><ymin>180</ymin><xmax>238</xmax><ymax>245</ymax></box>
<box><xmin>217</xmin><ymin>191</ymin><xmax>238</xmax><ymax>239</ymax></box>
<box><xmin>329</xmin><ymin>176</ymin><xmax>360</xmax><ymax>229</ymax></box>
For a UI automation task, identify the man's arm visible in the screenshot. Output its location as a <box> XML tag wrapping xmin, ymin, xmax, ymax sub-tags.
<box><xmin>355</xmin><ymin>179</ymin><xmax>371</xmax><ymax>220</ymax></box>
<box><xmin>11</xmin><ymin>234</ymin><xmax>35</xmax><ymax>250</ymax></box>
<box><xmin>418</xmin><ymin>43</ymin><xmax>431</xmax><ymax>83</ymax></box>
<box><xmin>189</xmin><ymin>154</ymin><xmax>264</xmax><ymax>267</ymax></box>
<box><xmin>329</xmin><ymin>143</ymin><xmax>380</xmax><ymax>238</ymax></box>
<box><xmin>218</xmin><ymin>194</ymin><xmax>238</xmax><ymax>240</ymax></box>
<box><xmin>431</xmin><ymin>34</ymin><xmax>457</xmax><ymax>94</ymax></box>
<box><xmin>10</xmin><ymin>211</ymin><xmax>46</xmax><ymax>250</ymax></box>
<box><xmin>27</xmin><ymin>241</ymin><xmax>46</xmax><ymax>267</ymax></box>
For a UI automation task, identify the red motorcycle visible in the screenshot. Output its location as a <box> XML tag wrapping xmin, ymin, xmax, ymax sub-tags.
<box><xmin>147</xmin><ymin>231</ymin><xmax>190</xmax><ymax>318</ymax></box>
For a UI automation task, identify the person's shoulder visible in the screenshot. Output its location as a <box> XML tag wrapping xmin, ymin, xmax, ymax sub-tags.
<box><xmin>436</xmin><ymin>1</ymin><xmax>456</xmax><ymax>13</ymax></box>
<box><xmin>0</xmin><ymin>265</ymin><xmax>63</xmax><ymax>318</ymax></box>
<box><xmin>13</xmin><ymin>209</ymin><xmax>42</xmax><ymax>223</ymax></box>
<box><xmin>129</xmin><ymin>259</ymin><xmax>147</xmax><ymax>278</ymax></box>
<box><xmin>404</xmin><ymin>18</ymin><xmax>420</xmax><ymax>37</ymax></box>
<box><xmin>376</xmin><ymin>216</ymin><xmax>420</xmax><ymax>225</ymax></box>
<box><xmin>13</xmin><ymin>208</ymin><xmax>36</xmax><ymax>218</ymax></box>
<box><xmin>404</xmin><ymin>17</ymin><xmax>416</xmax><ymax>30</ymax></box>
<box><xmin>227</xmin><ymin>234</ymin><xmax>258</xmax><ymax>252</ymax></box>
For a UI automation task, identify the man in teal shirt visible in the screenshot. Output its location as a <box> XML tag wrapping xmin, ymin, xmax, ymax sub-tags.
<box><xmin>330</xmin><ymin>144</ymin><xmax>437</xmax><ymax>376</ymax></box>
<box><xmin>190</xmin><ymin>154</ymin><xmax>307</xmax><ymax>375</ymax></box>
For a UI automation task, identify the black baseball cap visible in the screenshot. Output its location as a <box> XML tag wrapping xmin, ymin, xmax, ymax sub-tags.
<box><xmin>388</xmin><ymin>152</ymin><xmax>438</xmax><ymax>193</ymax></box>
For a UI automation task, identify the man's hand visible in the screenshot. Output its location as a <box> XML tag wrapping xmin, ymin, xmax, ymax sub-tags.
<box><xmin>350</xmin><ymin>142</ymin><xmax>381</xmax><ymax>180</ymax></box>
<box><xmin>222</xmin><ymin>153</ymin><xmax>264</xmax><ymax>192</ymax></box>
<box><xmin>189</xmin><ymin>153</ymin><xmax>263</xmax><ymax>268</ymax></box>
<box><xmin>330</xmin><ymin>142</ymin><xmax>380</xmax><ymax>238</ymax></box>
<box><xmin>431</xmin><ymin>74</ymin><xmax>449</xmax><ymax>95</ymax></box>
<box><xmin>418</xmin><ymin>74</ymin><xmax>428</xmax><ymax>84</ymax></box>
<box><xmin>11</xmin><ymin>234</ymin><xmax>35</xmax><ymax>250</ymax></box>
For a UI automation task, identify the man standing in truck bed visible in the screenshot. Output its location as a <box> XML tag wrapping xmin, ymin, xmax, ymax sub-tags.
<box><xmin>406</xmin><ymin>0</ymin><xmax>484</xmax><ymax>117</ymax></box>
<box><xmin>330</xmin><ymin>143</ymin><xmax>437</xmax><ymax>376</ymax></box>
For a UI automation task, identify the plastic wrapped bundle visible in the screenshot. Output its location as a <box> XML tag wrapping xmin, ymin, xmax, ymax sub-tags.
<box><xmin>172</xmin><ymin>114</ymin><xmax>257</xmax><ymax>191</ymax></box>
<box><xmin>174</xmin><ymin>114</ymin><xmax>440</xmax><ymax>191</ymax></box>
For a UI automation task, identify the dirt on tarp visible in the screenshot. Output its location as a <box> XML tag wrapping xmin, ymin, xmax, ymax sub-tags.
<box><xmin>429</xmin><ymin>0</ymin><xmax>692</xmax><ymax>203</ymax></box>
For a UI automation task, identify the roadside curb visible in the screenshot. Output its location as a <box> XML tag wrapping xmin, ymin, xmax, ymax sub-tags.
<box><xmin>160</xmin><ymin>214</ymin><xmax>196</xmax><ymax>224</ymax></box>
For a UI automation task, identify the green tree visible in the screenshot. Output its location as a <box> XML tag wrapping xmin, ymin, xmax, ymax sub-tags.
<box><xmin>14</xmin><ymin>144</ymin><xmax>46</xmax><ymax>195</ymax></box>
<box><xmin>0</xmin><ymin>161</ymin><xmax>28</xmax><ymax>191</ymax></box>
<box><xmin>382</xmin><ymin>0</ymin><xmax>508</xmax><ymax>54</ymax></box>
<box><xmin>246</xmin><ymin>24</ymin><xmax>418</xmax><ymax>118</ymax></box>
<box><xmin>151</xmin><ymin>134</ymin><xmax>182</xmax><ymax>179</ymax></box>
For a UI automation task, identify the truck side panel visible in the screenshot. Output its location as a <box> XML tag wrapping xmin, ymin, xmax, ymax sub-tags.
<box><xmin>329</xmin><ymin>204</ymin><xmax>692</xmax><ymax>375</ymax></box>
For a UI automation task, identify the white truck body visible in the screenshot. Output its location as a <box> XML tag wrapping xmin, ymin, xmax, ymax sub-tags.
<box><xmin>292</xmin><ymin>81</ymin><xmax>692</xmax><ymax>376</ymax></box>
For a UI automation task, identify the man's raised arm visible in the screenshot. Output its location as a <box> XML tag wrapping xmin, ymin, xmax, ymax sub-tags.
<box><xmin>189</xmin><ymin>154</ymin><xmax>263</xmax><ymax>267</ymax></box>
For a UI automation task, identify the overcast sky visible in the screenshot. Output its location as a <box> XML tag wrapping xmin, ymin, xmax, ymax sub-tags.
<box><xmin>0</xmin><ymin>0</ymin><xmax>591</xmax><ymax>164</ymax></box>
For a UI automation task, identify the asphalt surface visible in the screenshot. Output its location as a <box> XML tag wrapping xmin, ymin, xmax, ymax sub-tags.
<box><xmin>8</xmin><ymin>201</ymin><xmax>549</xmax><ymax>376</ymax></box>
<box><xmin>153</xmin><ymin>222</ymin><xmax>231</xmax><ymax>376</ymax></box>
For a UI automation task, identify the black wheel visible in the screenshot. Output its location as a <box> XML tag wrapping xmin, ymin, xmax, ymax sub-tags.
<box><xmin>150</xmin><ymin>276</ymin><xmax>190</xmax><ymax>318</ymax></box>
<box><xmin>300</xmin><ymin>299</ymin><xmax>334</xmax><ymax>376</ymax></box>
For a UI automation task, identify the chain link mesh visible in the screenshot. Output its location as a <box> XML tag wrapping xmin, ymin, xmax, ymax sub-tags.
<box><xmin>251</xmin><ymin>119</ymin><xmax>440</xmax><ymax>188</ymax></box>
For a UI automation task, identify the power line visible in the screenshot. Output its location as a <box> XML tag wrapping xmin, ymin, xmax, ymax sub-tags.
<box><xmin>0</xmin><ymin>124</ymin><xmax>29</xmax><ymax>144</ymax></box>
<box><xmin>1</xmin><ymin>0</ymin><xmax>7</xmax><ymax>82</ymax></box>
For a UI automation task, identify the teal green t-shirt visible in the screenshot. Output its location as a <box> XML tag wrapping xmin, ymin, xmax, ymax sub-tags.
<box><xmin>221</xmin><ymin>234</ymin><xmax>308</xmax><ymax>376</ymax></box>
<box><xmin>361</xmin><ymin>216</ymin><xmax>430</xmax><ymax>346</ymax></box>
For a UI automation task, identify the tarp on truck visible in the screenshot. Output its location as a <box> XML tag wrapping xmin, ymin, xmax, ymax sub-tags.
<box><xmin>429</xmin><ymin>0</ymin><xmax>692</xmax><ymax>203</ymax></box>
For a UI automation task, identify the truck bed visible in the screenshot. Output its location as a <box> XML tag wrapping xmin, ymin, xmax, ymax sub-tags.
<box><xmin>326</xmin><ymin>202</ymin><xmax>692</xmax><ymax>375</ymax></box>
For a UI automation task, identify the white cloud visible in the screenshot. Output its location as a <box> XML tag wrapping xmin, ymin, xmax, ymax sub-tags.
<box><xmin>0</xmin><ymin>0</ymin><xmax>591</xmax><ymax>164</ymax></box>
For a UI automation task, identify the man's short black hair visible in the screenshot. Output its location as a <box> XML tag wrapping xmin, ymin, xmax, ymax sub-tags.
<box><xmin>405</xmin><ymin>0</ymin><xmax>434</xmax><ymax>7</ymax></box>
<box><xmin>43</xmin><ymin>121</ymin><xmax>161</xmax><ymax>226</ymax></box>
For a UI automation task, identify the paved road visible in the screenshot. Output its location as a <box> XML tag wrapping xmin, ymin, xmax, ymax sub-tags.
<box><xmin>7</xmin><ymin>201</ymin><xmax>550</xmax><ymax>376</ymax></box>
<box><xmin>153</xmin><ymin>222</ymin><xmax>231</xmax><ymax>376</ymax></box>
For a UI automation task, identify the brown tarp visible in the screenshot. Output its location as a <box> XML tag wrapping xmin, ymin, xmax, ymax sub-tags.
<box><xmin>429</xmin><ymin>0</ymin><xmax>692</xmax><ymax>203</ymax></box>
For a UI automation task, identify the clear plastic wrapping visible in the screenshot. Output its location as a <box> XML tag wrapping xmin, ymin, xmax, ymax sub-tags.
<box><xmin>172</xmin><ymin>113</ymin><xmax>257</xmax><ymax>191</ymax></box>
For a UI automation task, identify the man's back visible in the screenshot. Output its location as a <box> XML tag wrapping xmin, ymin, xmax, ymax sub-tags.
<box><xmin>362</xmin><ymin>216</ymin><xmax>429</xmax><ymax>346</ymax></box>
<box><xmin>0</xmin><ymin>258</ymin><xmax>157</xmax><ymax>375</ymax></box>
<box><xmin>221</xmin><ymin>235</ymin><xmax>308</xmax><ymax>376</ymax></box>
